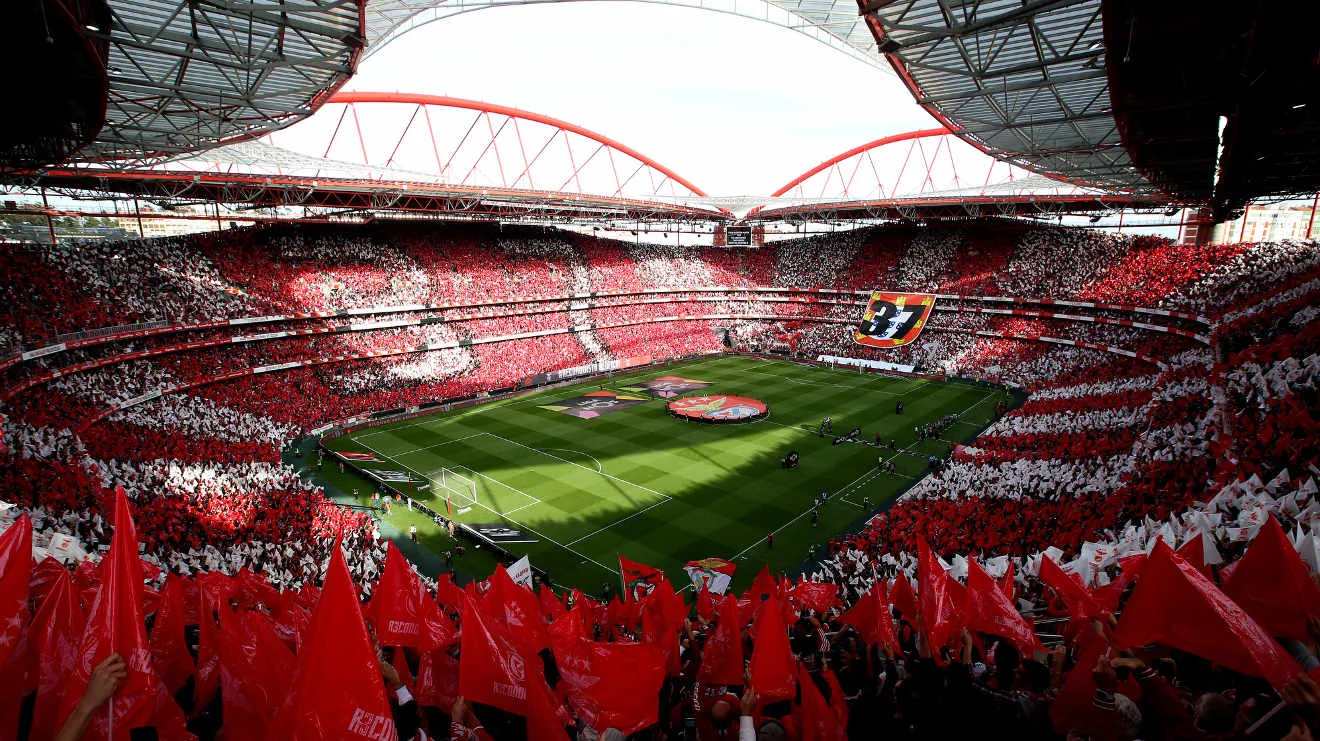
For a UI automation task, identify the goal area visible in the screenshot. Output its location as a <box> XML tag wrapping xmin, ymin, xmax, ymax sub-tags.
<box><xmin>432</xmin><ymin>466</ymin><xmax>477</xmax><ymax>506</ymax></box>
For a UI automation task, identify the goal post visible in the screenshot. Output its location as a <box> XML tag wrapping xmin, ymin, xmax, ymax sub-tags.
<box><xmin>434</xmin><ymin>466</ymin><xmax>478</xmax><ymax>507</ymax></box>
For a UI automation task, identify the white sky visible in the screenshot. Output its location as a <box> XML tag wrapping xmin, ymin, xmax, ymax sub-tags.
<box><xmin>344</xmin><ymin>2</ymin><xmax>939</xmax><ymax>197</ymax></box>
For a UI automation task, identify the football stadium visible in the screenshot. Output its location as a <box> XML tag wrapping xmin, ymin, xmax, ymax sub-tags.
<box><xmin>0</xmin><ymin>1</ymin><xmax>1317</xmax><ymax>739</ymax></box>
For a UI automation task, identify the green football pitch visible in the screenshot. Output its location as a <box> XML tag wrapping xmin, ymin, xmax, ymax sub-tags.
<box><xmin>323</xmin><ymin>356</ymin><xmax>1009</xmax><ymax>594</ymax></box>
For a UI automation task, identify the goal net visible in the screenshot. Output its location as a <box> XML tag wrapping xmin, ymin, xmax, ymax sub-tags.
<box><xmin>433</xmin><ymin>467</ymin><xmax>478</xmax><ymax>507</ymax></box>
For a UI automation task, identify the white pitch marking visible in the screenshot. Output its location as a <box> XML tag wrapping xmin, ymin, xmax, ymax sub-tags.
<box><xmin>484</xmin><ymin>433</ymin><xmax>673</xmax><ymax>502</ymax></box>
<box><xmin>354</xmin><ymin>439</ymin><xmax>617</xmax><ymax>576</ymax></box>
<box><xmin>565</xmin><ymin>498</ymin><xmax>673</xmax><ymax>546</ymax></box>
<box><xmin>391</xmin><ymin>432</ymin><xmax>488</xmax><ymax>455</ymax></box>
<box><xmin>539</xmin><ymin>447</ymin><xmax>604</xmax><ymax>473</ymax></box>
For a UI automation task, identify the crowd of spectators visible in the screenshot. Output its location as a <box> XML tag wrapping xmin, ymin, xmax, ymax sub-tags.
<box><xmin>0</xmin><ymin>221</ymin><xmax>1316</xmax><ymax>739</ymax></box>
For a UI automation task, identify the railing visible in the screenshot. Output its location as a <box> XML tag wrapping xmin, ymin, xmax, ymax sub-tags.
<box><xmin>49</xmin><ymin>320</ymin><xmax>170</xmax><ymax>346</ymax></box>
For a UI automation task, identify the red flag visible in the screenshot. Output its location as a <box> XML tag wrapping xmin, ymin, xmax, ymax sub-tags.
<box><xmin>29</xmin><ymin>555</ymin><xmax>69</xmax><ymax>612</ymax></box>
<box><xmin>267</xmin><ymin>537</ymin><xmax>396</xmax><ymax>741</ymax></box>
<box><xmin>748</xmin><ymin>596</ymin><xmax>796</xmax><ymax>702</ymax></box>
<box><xmin>1176</xmin><ymin>533</ymin><xmax>1209</xmax><ymax>574</ymax></box>
<box><xmin>570</xmin><ymin>590</ymin><xmax>602</xmax><ymax>639</ymax></box>
<box><xmin>195</xmin><ymin>571</ymin><xmax>235</xmax><ymax>614</ymax></box>
<box><xmin>549</xmin><ymin>622</ymin><xmax>665</xmax><ymax>733</ymax></box>
<box><xmin>548</xmin><ymin>606</ymin><xmax>585</xmax><ymax>645</ymax></box>
<box><xmin>1049</xmin><ymin>633</ymin><xmax>1110</xmax><ymax>731</ymax></box>
<box><xmin>1115</xmin><ymin>541</ymin><xmax>1300</xmax><ymax>689</ymax></box>
<box><xmin>747</xmin><ymin>595</ymin><xmax>792</xmax><ymax>641</ymax></box>
<box><xmin>29</xmin><ymin>568</ymin><xmax>85</xmax><ymax>741</ymax></box>
<box><xmin>1223</xmin><ymin>515</ymin><xmax>1320</xmax><ymax>640</ymax></box>
<box><xmin>640</xmin><ymin>593</ymin><xmax>682</xmax><ymax>676</ymax></box>
<box><xmin>697</xmin><ymin>594</ymin><xmax>745</xmax><ymax>686</ymax></box>
<box><xmin>193</xmin><ymin>591</ymin><xmax>221</xmax><ymax>714</ymax></box>
<box><xmin>645</xmin><ymin>577</ymin><xmax>688</xmax><ymax>627</ymax></box>
<box><xmin>60</xmin><ymin>488</ymin><xmax>189</xmax><ymax>740</ymax></box>
<box><xmin>0</xmin><ymin>514</ymin><xmax>33</xmax><ymax>669</ymax></box>
<box><xmin>798</xmin><ymin>666</ymin><xmax>847</xmax><ymax>741</ymax></box>
<box><xmin>150</xmin><ymin>576</ymin><xmax>194</xmax><ymax>695</ymax></box>
<box><xmin>838</xmin><ymin>586</ymin><xmax>902</xmax><ymax>654</ymax></box>
<box><xmin>696</xmin><ymin>585</ymin><xmax>718</xmax><ymax>622</ymax></box>
<box><xmin>1038</xmin><ymin>555</ymin><xmax>1103</xmax><ymax>622</ymax></box>
<box><xmin>0</xmin><ymin>514</ymin><xmax>33</xmax><ymax>740</ymax></box>
<box><xmin>888</xmin><ymin>575</ymin><xmax>917</xmax><ymax>622</ymax></box>
<box><xmin>997</xmin><ymin>562</ymin><xmax>1016</xmax><ymax>601</ymax></box>
<box><xmin>618</xmin><ymin>555</ymin><xmax>665</xmax><ymax>601</ymax></box>
<box><xmin>605</xmin><ymin>595</ymin><xmax>641</xmax><ymax>633</ymax></box>
<box><xmin>539</xmin><ymin>585</ymin><xmax>567</xmax><ymax>622</ymax></box>
<box><xmin>434</xmin><ymin>574</ymin><xmax>460</xmax><ymax>616</ymax></box>
<box><xmin>293</xmin><ymin>584</ymin><xmax>320</xmax><ymax>614</ymax></box>
<box><xmin>458</xmin><ymin>593</ymin><xmax>569</xmax><ymax>741</ymax></box>
<box><xmin>964</xmin><ymin>559</ymin><xmax>1043</xmax><ymax>656</ymax></box>
<box><xmin>415</xmin><ymin>648</ymin><xmax>460</xmax><ymax>710</ymax></box>
<box><xmin>232</xmin><ymin>568</ymin><xmax>279</xmax><ymax>611</ymax></box>
<box><xmin>374</xmin><ymin>542</ymin><xmax>453</xmax><ymax>650</ymax></box>
<box><xmin>220</xmin><ymin>607</ymin><xmax>295</xmax><ymax>740</ymax></box>
<box><xmin>918</xmin><ymin>543</ymin><xmax>959</xmax><ymax>650</ymax></box>
<box><xmin>744</xmin><ymin>564</ymin><xmax>778</xmax><ymax>604</ymax></box>
<box><xmin>486</xmin><ymin>565</ymin><xmax>550</xmax><ymax>655</ymax></box>
<box><xmin>788</xmin><ymin>581</ymin><xmax>842</xmax><ymax>614</ymax></box>
<box><xmin>391</xmin><ymin>647</ymin><xmax>414</xmax><ymax>691</ymax></box>
<box><xmin>822</xmin><ymin>668</ymin><xmax>850</xmax><ymax>729</ymax></box>
<box><xmin>1094</xmin><ymin>555</ymin><xmax>1147</xmax><ymax>615</ymax></box>
<box><xmin>270</xmin><ymin>592</ymin><xmax>311</xmax><ymax>655</ymax></box>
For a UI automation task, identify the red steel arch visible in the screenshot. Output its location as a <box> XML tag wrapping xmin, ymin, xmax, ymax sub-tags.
<box><xmin>769</xmin><ymin>128</ymin><xmax>951</xmax><ymax>197</ymax></box>
<box><xmin>765</xmin><ymin>127</ymin><xmax>1060</xmax><ymax>204</ymax></box>
<box><xmin>302</xmin><ymin>91</ymin><xmax>709</xmax><ymax>198</ymax></box>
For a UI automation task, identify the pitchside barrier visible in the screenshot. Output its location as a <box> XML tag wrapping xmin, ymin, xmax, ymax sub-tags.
<box><xmin>325</xmin><ymin>464</ymin><xmax>556</xmax><ymax>590</ymax></box>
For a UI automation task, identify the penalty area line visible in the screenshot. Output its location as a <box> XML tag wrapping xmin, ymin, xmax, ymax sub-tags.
<box><xmin>538</xmin><ymin>447</ymin><xmax>603</xmax><ymax>473</ymax></box>
<box><xmin>728</xmin><ymin>461</ymin><xmax>889</xmax><ymax>561</ymax></box>
<box><xmin>483</xmin><ymin>433</ymin><xmax>673</xmax><ymax>502</ymax></box>
<box><xmin>391</xmin><ymin>432</ymin><xmax>488</xmax><ymax>456</ymax></box>
<box><xmin>564</xmin><ymin>497</ymin><xmax>673</xmax><ymax>547</ymax></box>
<box><xmin>353</xmin><ymin>439</ymin><xmax>618</xmax><ymax>578</ymax></box>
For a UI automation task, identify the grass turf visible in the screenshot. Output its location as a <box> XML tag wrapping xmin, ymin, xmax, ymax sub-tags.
<box><xmin>322</xmin><ymin>356</ymin><xmax>1008</xmax><ymax>594</ymax></box>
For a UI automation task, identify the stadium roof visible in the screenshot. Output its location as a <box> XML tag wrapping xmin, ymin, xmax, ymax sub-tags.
<box><xmin>30</xmin><ymin>0</ymin><xmax>1319</xmax><ymax>219</ymax></box>
<box><xmin>78</xmin><ymin>0</ymin><xmax>364</xmax><ymax>165</ymax></box>
<box><xmin>859</xmin><ymin>0</ymin><xmax>1147</xmax><ymax>194</ymax></box>
<box><xmin>362</xmin><ymin>0</ymin><xmax>887</xmax><ymax>69</ymax></box>
<box><xmin>360</xmin><ymin>0</ymin><xmax>1150</xmax><ymax>198</ymax></box>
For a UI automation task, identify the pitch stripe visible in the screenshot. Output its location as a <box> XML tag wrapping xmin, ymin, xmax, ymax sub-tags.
<box><xmin>390</xmin><ymin>432</ymin><xmax>488</xmax><ymax>456</ymax></box>
<box><xmin>482</xmin><ymin>432</ymin><xmax>673</xmax><ymax>502</ymax></box>
<box><xmin>735</xmin><ymin>367</ymin><xmax>899</xmax><ymax>395</ymax></box>
<box><xmin>354</xmin><ymin>438</ymin><xmax>617</xmax><ymax>576</ymax></box>
<box><xmin>564</xmin><ymin>498</ymin><xmax>673</xmax><ymax>547</ymax></box>
<box><xmin>538</xmin><ymin>447</ymin><xmax>604</xmax><ymax>473</ymax></box>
